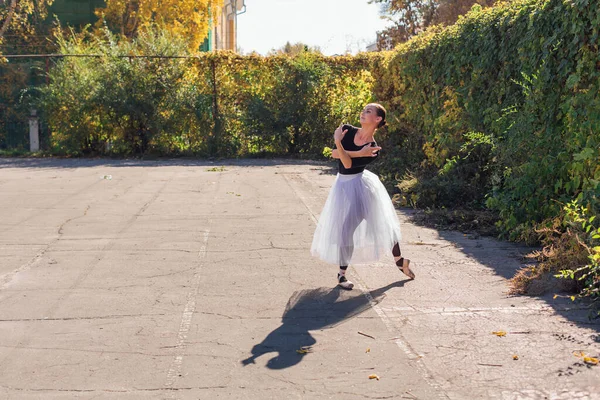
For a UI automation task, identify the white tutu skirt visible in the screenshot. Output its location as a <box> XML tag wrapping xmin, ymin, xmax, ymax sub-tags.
<box><xmin>311</xmin><ymin>170</ymin><xmax>402</xmax><ymax>265</ymax></box>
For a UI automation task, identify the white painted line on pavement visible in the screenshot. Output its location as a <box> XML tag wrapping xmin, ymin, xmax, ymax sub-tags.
<box><xmin>164</xmin><ymin>228</ymin><xmax>210</xmax><ymax>390</ymax></box>
<box><xmin>282</xmin><ymin>174</ymin><xmax>319</xmax><ymax>225</ymax></box>
<box><xmin>350</xmin><ymin>273</ymin><xmax>449</xmax><ymax>399</ymax></box>
<box><xmin>379</xmin><ymin>305</ymin><xmax>558</xmax><ymax>316</ymax></box>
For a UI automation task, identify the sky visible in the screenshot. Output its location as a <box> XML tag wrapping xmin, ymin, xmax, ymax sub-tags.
<box><xmin>236</xmin><ymin>0</ymin><xmax>390</xmax><ymax>56</ymax></box>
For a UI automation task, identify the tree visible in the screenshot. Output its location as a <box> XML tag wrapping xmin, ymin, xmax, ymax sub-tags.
<box><xmin>0</xmin><ymin>0</ymin><xmax>17</xmax><ymax>40</ymax></box>
<box><xmin>95</xmin><ymin>0</ymin><xmax>224</xmax><ymax>52</ymax></box>
<box><xmin>1</xmin><ymin>0</ymin><xmax>55</xmax><ymax>152</ymax></box>
<box><xmin>0</xmin><ymin>0</ymin><xmax>54</xmax><ymax>53</ymax></box>
<box><xmin>371</xmin><ymin>0</ymin><xmax>502</xmax><ymax>49</ymax></box>
<box><xmin>268</xmin><ymin>41</ymin><xmax>322</xmax><ymax>56</ymax></box>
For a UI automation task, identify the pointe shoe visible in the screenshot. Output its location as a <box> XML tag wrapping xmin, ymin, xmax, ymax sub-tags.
<box><xmin>396</xmin><ymin>257</ymin><xmax>415</xmax><ymax>280</ymax></box>
<box><xmin>337</xmin><ymin>273</ymin><xmax>354</xmax><ymax>290</ymax></box>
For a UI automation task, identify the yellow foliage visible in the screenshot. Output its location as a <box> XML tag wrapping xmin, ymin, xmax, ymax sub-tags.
<box><xmin>95</xmin><ymin>0</ymin><xmax>224</xmax><ymax>51</ymax></box>
<box><xmin>0</xmin><ymin>0</ymin><xmax>54</xmax><ymax>55</ymax></box>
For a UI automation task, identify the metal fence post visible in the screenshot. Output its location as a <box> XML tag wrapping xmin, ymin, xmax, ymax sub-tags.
<box><xmin>29</xmin><ymin>109</ymin><xmax>39</xmax><ymax>152</ymax></box>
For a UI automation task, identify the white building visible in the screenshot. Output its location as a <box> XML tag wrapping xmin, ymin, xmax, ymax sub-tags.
<box><xmin>209</xmin><ymin>0</ymin><xmax>246</xmax><ymax>51</ymax></box>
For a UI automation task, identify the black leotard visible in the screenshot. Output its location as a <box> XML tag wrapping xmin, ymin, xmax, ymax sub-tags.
<box><xmin>336</xmin><ymin>124</ymin><xmax>379</xmax><ymax>175</ymax></box>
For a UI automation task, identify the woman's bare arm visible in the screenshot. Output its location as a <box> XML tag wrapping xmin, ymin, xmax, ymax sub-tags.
<box><xmin>335</xmin><ymin>140</ymin><xmax>352</xmax><ymax>169</ymax></box>
<box><xmin>331</xmin><ymin>146</ymin><xmax>381</xmax><ymax>159</ymax></box>
<box><xmin>333</xmin><ymin>124</ymin><xmax>352</xmax><ymax>169</ymax></box>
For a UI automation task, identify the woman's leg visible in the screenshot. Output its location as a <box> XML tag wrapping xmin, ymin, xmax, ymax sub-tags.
<box><xmin>392</xmin><ymin>242</ymin><xmax>415</xmax><ymax>279</ymax></box>
<box><xmin>337</xmin><ymin>202</ymin><xmax>364</xmax><ymax>290</ymax></box>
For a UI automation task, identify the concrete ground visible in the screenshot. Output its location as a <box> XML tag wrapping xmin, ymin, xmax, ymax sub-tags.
<box><xmin>0</xmin><ymin>157</ymin><xmax>598</xmax><ymax>400</ymax></box>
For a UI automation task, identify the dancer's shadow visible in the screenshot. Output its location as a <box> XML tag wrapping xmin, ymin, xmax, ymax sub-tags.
<box><xmin>241</xmin><ymin>280</ymin><xmax>407</xmax><ymax>369</ymax></box>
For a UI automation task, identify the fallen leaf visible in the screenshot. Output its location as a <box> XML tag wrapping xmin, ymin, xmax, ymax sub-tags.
<box><xmin>492</xmin><ymin>331</ymin><xmax>507</xmax><ymax>337</ymax></box>
<box><xmin>583</xmin><ymin>356</ymin><xmax>599</xmax><ymax>365</ymax></box>
<box><xmin>572</xmin><ymin>351</ymin><xmax>598</xmax><ymax>365</ymax></box>
<box><xmin>368</xmin><ymin>374</ymin><xmax>380</xmax><ymax>380</ymax></box>
<box><xmin>296</xmin><ymin>347</ymin><xmax>312</xmax><ymax>354</ymax></box>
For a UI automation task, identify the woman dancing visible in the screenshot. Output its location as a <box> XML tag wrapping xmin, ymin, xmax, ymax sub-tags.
<box><xmin>311</xmin><ymin>103</ymin><xmax>414</xmax><ymax>289</ymax></box>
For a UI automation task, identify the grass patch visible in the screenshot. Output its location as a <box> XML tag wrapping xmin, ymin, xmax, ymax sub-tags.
<box><xmin>0</xmin><ymin>149</ymin><xmax>31</xmax><ymax>157</ymax></box>
<box><xmin>508</xmin><ymin>219</ymin><xmax>588</xmax><ymax>297</ymax></box>
<box><xmin>0</xmin><ymin>149</ymin><xmax>57</xmax><ymax>158</ymax></box>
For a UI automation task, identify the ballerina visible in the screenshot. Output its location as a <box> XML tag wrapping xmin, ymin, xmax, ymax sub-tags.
<box><xmin>311</xmin><ymin>103</ymin><xmax>414</xmax><ymax>289</ymax></box>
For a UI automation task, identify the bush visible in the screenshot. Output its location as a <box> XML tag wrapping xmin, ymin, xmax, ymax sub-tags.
<box><xmin>39</xmin><ymin>27</ymin><xmax>197</xmax><ymax>155</ymax></box>
<box><xmin>555</xmin><ymin>201</ymin><xmax>600</xmax><ymax>318</ymax></box>
<box><xmin>374</xmin><ymin>0</ymin><xmax>600</xmax><ymax>241</ymax></box>
<box><xmin>37</xmin><ymin>28</ymin><xmax>381</xmax><ymax>157</ymax></box>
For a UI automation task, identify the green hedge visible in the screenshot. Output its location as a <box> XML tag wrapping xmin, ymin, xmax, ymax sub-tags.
<box><xmin>38</xmin><ymin>28</ymin><xmax>383</xmax><ymax>158</ymax></box>
<box><xmin>375</xmin><ymin>0</ymin><xmax>599</xmax><ymax>240</ymax></box>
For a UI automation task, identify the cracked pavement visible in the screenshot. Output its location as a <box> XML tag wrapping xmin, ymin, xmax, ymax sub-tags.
<box><xmin>0</xmin><ymin>158</ymin><xmax>598</xmax><ymax>400</ymax></box>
